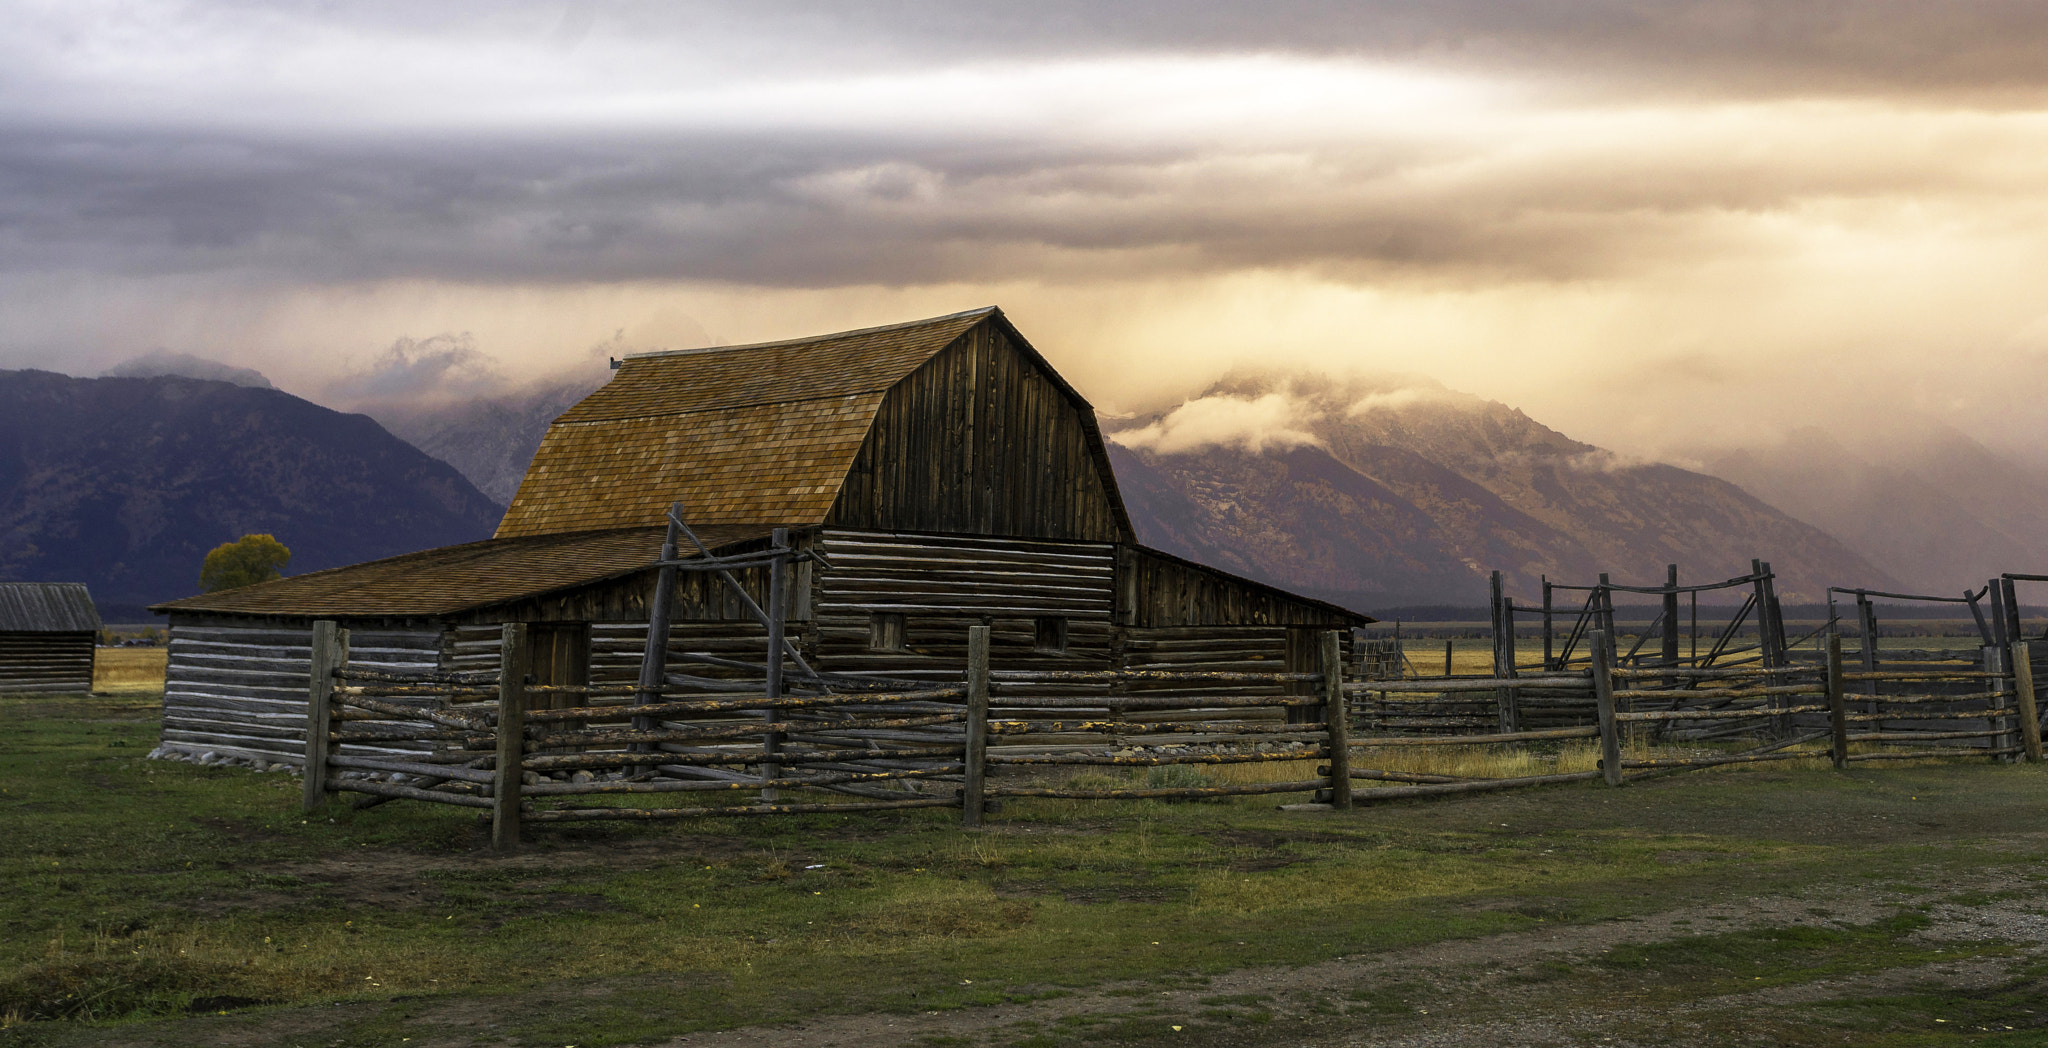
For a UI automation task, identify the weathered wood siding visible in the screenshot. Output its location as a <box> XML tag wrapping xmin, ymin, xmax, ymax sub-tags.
<box><xmin>1119</xmin><ymin>625</ymin><xmax>1301</xmax><ymax>696</ymax></box>
<box><xmin>810</xmin><ymin>529</ymin><xmax>1116</xmax><ymax>679</ymax></box>
<box><xmin>1118</xmin><ymin>548</ymin><xmax>1360</xmax><ymax>629</ymax></box>
<box><xmin>445</xmin><ymin>559</ymin><xmax>786</xmax><ymax>627</ymax></box>
<box><xmin>828</xmin><ymin>325</ymin><xmax>1128</xmax><ymax>542</ymax></box>
<box><xmin>161</xmin><ymin>623</ymin><xmax>438</xmax><ymax>766</ymax></box>
<box><xmin>0</xmin><ymin>631</ymin><xmax>94</xmax><ymax>692</ymax></box>
<box><xmin>445</xmin><ymin>621</ymin><xmax>778</xmax><ymax>684</ymax></box>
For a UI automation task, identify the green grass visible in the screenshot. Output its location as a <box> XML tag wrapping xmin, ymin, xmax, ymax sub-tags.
<box><xmin>6</xmin><ymin>692</ymin><xmax>2048</xmax><ymax>1047</ymax></box>
<box><xmin>1590</xmin><ymin>912</ymin><xmax>1993</xmax><ymax>993</ymax></box>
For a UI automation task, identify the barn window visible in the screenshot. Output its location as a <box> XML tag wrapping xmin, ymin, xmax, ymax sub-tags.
<box><xmin>869</xmin><ymin>612</ymin><xmax>907</xmax><ymax>652</ymax></box>
<box><xmin>1034</xmin><ymin>617</ymin><xmax>1068</xmax><ymax>654</ymax></box>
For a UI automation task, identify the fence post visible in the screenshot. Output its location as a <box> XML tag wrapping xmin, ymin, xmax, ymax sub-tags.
<box><xmin>1498</xmin><ymin>597</ymin><xmax>1521</xmax><ymax>734</ymax></box>
<box><xmin>2014</xmin><ymin>640</ymin><xmax>2042</xmax><ymax>763</ymax></box>
<box><xmin>1826</xmin><ymin>626</ymin><xmax>1849</xmax><ymax>770</ymax></box>
<box><xmin>1322</xmin><ymin>630</ymin><xmax>1352</xmax><ymax>810</ymax></box>
<box><xmin>761</xmin><ymin>528</ymin><xmax>788</xmax><ymax>804</ymax></box>
<box><xmin>1857</xmin><ymin>595</ymin><xmax>1882</xmax><ymax>730</ymax></box>
<box><xmin>1542</xmin><ymin>578</ymin><xmax>1554</xmax><ymax>671</ymax></box>
<box><xmin>302</xmin><ymin>620</ymin><xmax>347</xmax><ymax>812</ymax></box>
<box><xmin>1591</xmin><ymin>630</ymin><xmax>1622</xmax><ymax>787</ymax></box>
<box><xmin>1661</xmin><ymin>563</ymin><xmax>1680</xmax><ymax>678</ymax></box>
<box><xmin>493</xmin><ymin>622</ymin><xmax>528</xmax><ymax>853</ymax></box>
<box><xmin>962</xmin><ymin>625</ymin><xmax>990</xmax><ymax>828</ymax></box>
<box><xmin>1985</xmin><ymin>644</ymin><xmax>2012</xmax><ymax>763</ymax></box>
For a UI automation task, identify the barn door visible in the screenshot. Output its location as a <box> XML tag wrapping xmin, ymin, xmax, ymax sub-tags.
<box><xmin>1285</xmin><ymin>627</ymin><xmax>1319</xmax><ymax>725</ymax></box>
<box><xmin>525</xmin><ymin>622</ymin><xmax>590</xmax><ymax>710</ymax></box>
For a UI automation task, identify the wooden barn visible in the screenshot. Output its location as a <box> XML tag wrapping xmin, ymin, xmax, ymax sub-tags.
<box><xmin>0</xmin><ymin>582</ymin><xmax>101</xmax><ymax>693</ymax></box>
<box><xmin>150</xmin><ymin>307</ymin><xmax>1370</xmax><ymax>767</ymax></box>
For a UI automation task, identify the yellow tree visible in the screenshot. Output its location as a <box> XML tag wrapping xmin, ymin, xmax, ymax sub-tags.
<box><xmin>200</xmin><ymin>534</ymin><xmax>292</xmax><ymax>592</ymax></box>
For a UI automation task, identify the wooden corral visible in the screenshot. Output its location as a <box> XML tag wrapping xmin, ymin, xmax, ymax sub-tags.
<box><xmin>150</xmin><ymin>308</ymin><xmax>1371</xmax><ymax>766</ymax></box>
<box><xmin>0</xmin><ymin>582</ymin><xmax>100</xmax><ymax>693</ymax></box>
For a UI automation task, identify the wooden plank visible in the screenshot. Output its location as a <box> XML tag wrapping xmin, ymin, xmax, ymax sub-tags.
<box><xmin>2014</xmin><ymin>640</ymin><xmax>2043</xmax><ymax>762</ymax></box>
<box><xmin>302</xmin><ymin>621</ymin><xmax>344</xmax><ymax>811</ymax></box>
<box><xmin>1983</xmin><ymin>644</ymin><xmax>2009</xmax><ymax>761</ymax></box>
<box><xmin>1827</xmin><ymin>628</ymin><xmax>1849</xmax><ymax>769</ymax></box>
<box><xmin>1321</xmin><ymin>630</ymin><xmax>1350</xmax><ymax>811</ymax></box>
<box><xmin>493</xmin><ymin>623</ymin><xmax>527</xmax><ymax>853</ymax></box>
<box><xmin>1592</xmin><ymin>630</ymin><xmax>1622</xmax><ymax>787</ymax></box>
<box><xmin>326</xmin><ymin>754</ymin><xmax>494</xmax><ymax>784</ymax></box>
<box><xmin>526</xmin><ymin>797</ymin><xmax>960</xmax><ymax>821</ymax></box>
<box><xmin>1342</xmin><ymin>770</ymin><xmax>1604</xmax><ymax>803</ymax></box>
<box><xmin>963</xmin><ymin>625</ymin><xmax>990</xmax><ymax>828</ymax></box>
<box><xmin>331</xmin><ymin>780</ymin><xmax>493</xmax><ymax>809</ymax></box>
<box><xmin>1350</xmin><ymin>726</ymin><xmax>1600</xmax><ymax>747</ymax></box>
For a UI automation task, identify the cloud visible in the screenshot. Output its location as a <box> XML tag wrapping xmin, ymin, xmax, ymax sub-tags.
<box><xmin>102</xmin><ymin>349</ymin><xmax>271</xmax><ymax>388</ymax></box>
<box><xmin>323</xmin><ymin>333</ymin><xmax>504</xmax><ymax>406</ymax></box>
<box><xmin>4</xmin><ymin>5</ymin><xmax>2048</xmax><ymax>292</ymax></box>
<box><xmin>1346</xmin><ymin>387</ymin><xmax>1456</xmax><ymax>417</ymax></box>
<box><xmin>1111</xmin><ymin>392</ymin><xmax>1325</xmax><ymax>455</ymax></box>
<box><xmin>3</xmin><ymin>2</ymin><xmax>2048</xmax><ymax>471</ymax></box>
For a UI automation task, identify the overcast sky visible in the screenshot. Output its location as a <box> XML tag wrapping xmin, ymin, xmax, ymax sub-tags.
<box><xmin>5</xmin><ymin>1</ymin><xmax>2048</xmax><ymax>459</ymax></box>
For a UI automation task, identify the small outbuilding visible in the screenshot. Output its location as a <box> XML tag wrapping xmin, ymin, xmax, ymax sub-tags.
<box><xmin>0</xmin><ymin>582</ymin><xmax>101</xmax><ymax>693</ymax></box>
<box><xmin>151</xmin><ymin>307</ymin><xmax>1371</xmax><ymax>765</ymax></box>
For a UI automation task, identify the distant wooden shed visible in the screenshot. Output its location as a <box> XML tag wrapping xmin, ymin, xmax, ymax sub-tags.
<box><xmin>151</xmin><ymin>307</ymin><xmax>1371</xmax><ymax>765</ymax></box>
<box><xmin>0</xmin><ymin>582</ymin><xmax>101</xmax><ymax>693</ymax></box>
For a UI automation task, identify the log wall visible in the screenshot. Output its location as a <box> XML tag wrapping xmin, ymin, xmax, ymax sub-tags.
<box><xmin>158</xmin><ymin>531</ymin><xmax>1368</xmax><ymax>762</ymax></box>
<box><xmin>160</xmin><ymin>623</ymin><xmax>439</xmax><ymax>766</ymax></box>
<box><xmin>1121</xmin><ymin>625</ymin><xmax>1295</xmax><ymax>697</ymax></box>
<box><xmin>444</xmin><ymin>621</ymin><xmax>777</xmax><ymax>686</ymax></box>
<box><xmin>809</xmin><ymin>529</ymin><xmax>1116</xmax><ymax>680</ymax></box>
<box><xmin>1118</xmin><ymin>547</ymin><xmax>1358</xmax><ymax>629</ymax></box>
<box><xmin>0</xmin><ymin>631</ymin><xmax>94</xmax><ymax>692</ymax></box>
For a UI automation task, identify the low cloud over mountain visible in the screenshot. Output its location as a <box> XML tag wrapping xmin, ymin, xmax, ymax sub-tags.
<box><xmin>1108</xmin><ymin>372</ymin><xmax>1896</xmax><ymax>610</ymax></box>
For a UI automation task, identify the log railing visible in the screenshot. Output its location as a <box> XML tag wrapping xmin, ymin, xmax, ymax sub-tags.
<box><xmin>978</xmin><ymin>629</ymin><xmax>1355</xmax><ymax>810</ymax></box>
<box><xmin>300</xmin><ymin>621</ymin><xmax>500</xmax><ymax>816</ymax></box>
<box><xmin>1320</xmin><ymin>668</ymin><xmax>1605</xmax><ymax>805</ymax></box>
<box><xmin>305</xmin><ymin>621</ymin><xmax>971</xmax><ymax>851</ymax></box>
<box><xmin>298</xmin><ymin>619</ymin><xmax>2048</xmax><ymax>848</ymax></box>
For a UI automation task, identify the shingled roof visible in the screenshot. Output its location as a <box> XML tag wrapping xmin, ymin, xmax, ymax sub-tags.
<box><xmin>150</xmin><ymin>525</ymin><xmax>772</xmax><ymax>618</ymax></box>
<box><xmin>496</xmin><ymin>307</ymin><xmax>1000</xmax><ymax>539</ymax></box>
<box><xmin>0</xmin><ymin>583</ymin><xmax>101</xmax><ymax>632</ymax></box>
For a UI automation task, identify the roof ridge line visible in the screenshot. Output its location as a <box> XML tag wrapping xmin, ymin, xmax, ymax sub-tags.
<box><xmin>552</xmin><ymin>388</ymin><xmax>886</xmax><ymax>424</ymax></box>
<box><xmin>619</xmin><ymin>306</ymin><xmax>998</xmax><ymax>362</ymax></box>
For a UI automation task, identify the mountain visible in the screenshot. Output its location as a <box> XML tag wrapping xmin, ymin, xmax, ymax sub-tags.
<box><xmin>1704</xmin><ymin>424</ymin><xmax>2048</xmax><ymax>594</ymax></box>
<box><xmin>0</xmin><ymin>370</ymin><xmax>503</xmax><ymax>617</ymax></box>
<box><xmin>1107</xmin><ymin>373</ymin><xmax>1897</xmax><ymax>610</ymax></box>
<box><xmin>103</xmin><ymin>350</ymin><xmax>273</xmax><ymax>389</ymax></box>
<box><xmin>366</xmin><ymin>380</ymin><xmax>603</xmax><ymax>504</ymax></box>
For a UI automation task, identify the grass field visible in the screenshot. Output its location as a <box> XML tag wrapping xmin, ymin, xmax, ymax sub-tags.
<box><xmin>4</xmin><ymin>689</ymin><xmax>2048</xmax><ymax>1048</ymax></box>
<box><xmin>92</xmin><ymin>649</ymin><xmax>167</xmax><ymax>696</ymax></box>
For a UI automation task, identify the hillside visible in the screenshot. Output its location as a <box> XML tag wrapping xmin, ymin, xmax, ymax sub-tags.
<box><xmin>1705</xmin><ymin>424</ymin><xmax>2048</xmax><ymax>594</ymax></box>
<box><xmin>0</xmin><ymin>370</ymin><xmax>503</xmax><ymax>616</ymax></box>
<box><xmin>1108</xmin><ymin>374</ymin><xmax>1897</xmax><ymax>609</ymax></box>
<box><xmin>366</xmin><ymin>380</ymin><xmax>603</xmax><ymax>505</ymax></box>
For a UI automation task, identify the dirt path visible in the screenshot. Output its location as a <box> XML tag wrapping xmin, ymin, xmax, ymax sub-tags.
<box><xmin>661</xmin><ymin>869</ymin><xmax>2048</xmax><ymax>1047</ymax></box>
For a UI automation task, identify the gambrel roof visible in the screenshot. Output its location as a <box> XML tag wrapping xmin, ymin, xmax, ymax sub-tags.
<box><xmin>495</xmin><ymin>307</ymin><xmax>1130</xmax><ymax>540</ymax></box>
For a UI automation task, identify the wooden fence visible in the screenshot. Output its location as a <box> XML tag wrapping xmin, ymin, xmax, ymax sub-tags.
<box><xmin>1297</xmin><ymin>627</ymin><xmax>2041</xmax><ymax>808</ymax></box>
<box><xmin>297</xmin><ymin>619</ymin><xmax>2046</xmax><ymax>849</ymax></box>
<box><xmin>304</xmin><ymin>621</ymin><xmax>975</xmax><ymax>850</ymax></box>
<box><xmin>975</xmin><ymin>629</ymin><xmax>1352</xmax><ymax>813</ymax></box>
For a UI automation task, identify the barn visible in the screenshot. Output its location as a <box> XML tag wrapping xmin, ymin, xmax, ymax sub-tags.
<box><xmin>150</xmin><ymin>307</ymin><xmax>1369</xmax><ymax>767</ymax></box>
<box><xmin>0</xmin><ymin>582</ymin><xmax>101</xmax><ymax>693</ymax></box>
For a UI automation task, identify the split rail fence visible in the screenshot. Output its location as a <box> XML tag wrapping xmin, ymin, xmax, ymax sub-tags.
<box><xmin>298</xmin><ymin>621</ymin><xmax>2046</xmax><ymax>850</ymax></box>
